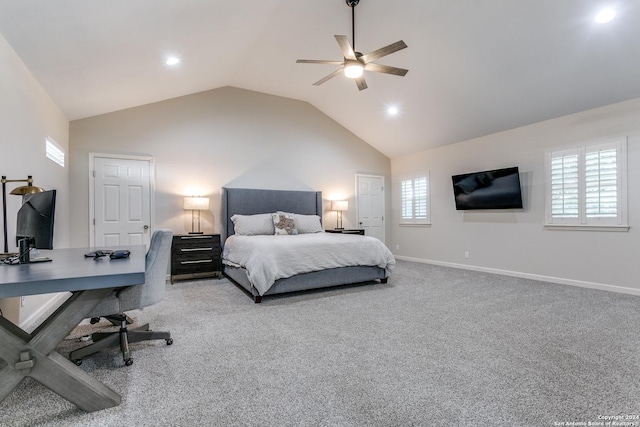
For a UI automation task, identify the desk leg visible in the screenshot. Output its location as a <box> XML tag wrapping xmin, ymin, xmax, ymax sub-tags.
<box><xmin>0</xmin><ymin>317</ymin><xmax>36</xmax><ymax>402</ymax></box>
<box><xmin>0</xmin><ymin>366</ymin><xmax>25</xmax><ymax>404</ymax></box>
<box><xmin>0</xmin><ymin>288</ymin><xmax>122</xmax><ymax>412</ymax></box>
<box><xmin>29</xmin><ymin>351</ymin><xmax>121</xmax><ymax>412</ymax></box>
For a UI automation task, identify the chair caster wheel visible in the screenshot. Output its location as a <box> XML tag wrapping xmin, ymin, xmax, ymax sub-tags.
<box><xmin>73</xmin><ymin>359</ymin><xmax>82</xmax><ymax>366</ymax></box>
<box><xmin>89</xmin><ymin>317</ymin><xmax>100</xmax><ymax>324</ymax></box>
<box><xmin>166</xmin><ymin>338</ymin><xmax>174</xmax><ymax>345</ymax></box>
<box><xmin>125</xmin><ymin>358</ymin><xmax>134</xmax><ymax>366</ymax></box>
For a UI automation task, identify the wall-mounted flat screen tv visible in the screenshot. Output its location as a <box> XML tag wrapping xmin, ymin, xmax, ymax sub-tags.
<box><xmin>452</xmin><ymin>167</ymin><xmax>523</xmax><ymax>210</ymax></box>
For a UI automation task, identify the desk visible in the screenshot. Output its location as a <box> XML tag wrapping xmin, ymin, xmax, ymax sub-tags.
<box><xmin>0</xmin><ymin>246</ymin><xmax>145</xmax><ymax>412</ymax></box>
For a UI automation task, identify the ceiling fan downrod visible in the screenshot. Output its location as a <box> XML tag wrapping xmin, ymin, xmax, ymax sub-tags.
<box><xmin>346</xmin><ymin>0</ymin><xmax>360</xmax><ymax>53</ymax></box>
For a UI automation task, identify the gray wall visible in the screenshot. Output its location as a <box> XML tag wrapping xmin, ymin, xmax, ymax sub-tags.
<box><xmin>0</xmin><ymin>35</ymin><xmax>70</xmax><ymax>325</ymax></box>
<box><xmin>69</xmin><ymin>86</ymin><xmax>391</xmax><ymax>247</ymax></box>
<box><xmin>391</xmin><ymin>97</ymin><xmax>640</xmax><ymax>293</ymax></box>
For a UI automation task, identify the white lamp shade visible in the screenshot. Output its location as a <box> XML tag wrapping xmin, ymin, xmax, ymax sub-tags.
<box><xmin>331</xmin><ymin>200</ymin><xmax>348</xmax><ymax>211</ymax></box>
<box><xmin>183</xmin><ymin>197</ymin><xmax>210</xmax><ymax>210</ymax></box>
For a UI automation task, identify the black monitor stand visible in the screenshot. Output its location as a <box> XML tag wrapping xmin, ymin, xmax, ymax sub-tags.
<box><xmin>15</xmin><ymin>237</ymin><xmax>50</xmax><ymax>264</ymax></box>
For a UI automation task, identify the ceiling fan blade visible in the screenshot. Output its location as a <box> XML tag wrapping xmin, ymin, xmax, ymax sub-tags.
<box><xmin>360</xmin><ymin>40</ymin><xmax>408</xmax><ymax>63</ymax></box>
<box><xmin>355</xmin><ymin>75</ymin><xmax>368</xmax><ymax>91</ymax></box>
<box><xmin>364</xmin><ymin>63</ymin><xmax>409</xmax><ymax>77</ymax></box>
<box><xmin>335</xmin><ymin>35</ymin><xmax>357</xmax><ymax>60</ymax></box>
<box><xmin>296</xmin><ymin>60</ymin><xmax>345</xmax><ymax>65</ymax></box>
<box><xmin>313</xmin><ymin>68</ymin><xmax>344</xmax><ymax>86</ymax></box>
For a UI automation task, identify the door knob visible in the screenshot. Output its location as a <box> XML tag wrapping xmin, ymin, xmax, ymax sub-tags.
<box><xmin>143</xmin><ymin>225</ymin><xmax>149</xmax><ymax>230</ymax></box>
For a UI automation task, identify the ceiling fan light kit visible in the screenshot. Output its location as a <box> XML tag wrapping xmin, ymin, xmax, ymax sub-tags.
<box><xmin>344</xmin><ymin>61</ymin><xmax>364</xmax><ymax>78</ymax></box>
<box><xmin>296</xmin><ymin>0</ymin><xmax>408</xmax><ymax>91</ymax></box>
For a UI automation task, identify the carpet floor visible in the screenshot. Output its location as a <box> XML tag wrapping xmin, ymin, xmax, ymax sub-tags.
<box><xmin>1</xmin><ymin>260</ymin><xmax>639</xmax><ymax>427</ymax></box>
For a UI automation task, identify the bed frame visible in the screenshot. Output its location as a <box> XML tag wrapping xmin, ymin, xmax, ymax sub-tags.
<box><xmin>221</xmin><ymin>187</ymin><xmax>388</xmax><ymax>303</ymax></box>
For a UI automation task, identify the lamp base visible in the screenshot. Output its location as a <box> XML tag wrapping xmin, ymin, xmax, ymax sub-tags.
<box><xmin>188</xmin><ymin>231</ymin><xmax>204</xmax><ymax>235</ymax></box>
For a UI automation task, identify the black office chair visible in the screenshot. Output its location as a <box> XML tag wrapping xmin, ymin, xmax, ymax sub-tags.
<box><xmin>69</xmin><ymin>230</ymin><xmax>173</xmax><ymax>366</ymax></box>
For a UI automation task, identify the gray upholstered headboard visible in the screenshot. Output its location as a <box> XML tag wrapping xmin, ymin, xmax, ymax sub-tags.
<box><xmin>221</xmin><ymin>187</ymin><xmax>323</xmax><ymax>243</ymax></box>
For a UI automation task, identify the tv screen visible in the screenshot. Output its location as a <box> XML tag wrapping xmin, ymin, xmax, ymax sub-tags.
<box><xmin>452</xmin><ymin>167</ymin><xmax>523</xmax><ymax>210</ymax></box>
<box><xmin>16</xmin><ymin>189</ymin><xmax>57</xmax><ymax>249</ymax></box>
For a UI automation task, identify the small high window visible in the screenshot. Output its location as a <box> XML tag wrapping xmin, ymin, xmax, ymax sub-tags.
<box><xmin>46</xmin><ymin>137</ymin><xmax>65</xmax><ymax>167</ymax></box>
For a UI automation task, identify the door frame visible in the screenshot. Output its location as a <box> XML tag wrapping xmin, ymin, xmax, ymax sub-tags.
<box><xmin>89</xmin><ymin>153</ymin><xmax>156</xmax><ymax>247</ymax></box>
<box><xmin>355</xmin><ymin>173</ymin><xmax>386</xmax><ymax>243</ymax></box>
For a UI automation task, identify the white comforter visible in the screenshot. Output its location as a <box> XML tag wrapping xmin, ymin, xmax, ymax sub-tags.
<box><xmin>222</xmin><ymin>233</ymin><xmax>395</xmax><ymax>295</ymax></box>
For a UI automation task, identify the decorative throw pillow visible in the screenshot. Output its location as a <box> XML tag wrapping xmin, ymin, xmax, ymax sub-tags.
<box><xmin>293</xmin><ymin>214</ymin><xmax>323</xmax><ymax>234</ymax></box>
<box><xmin>272</xmin><ymin>212</ymin><xmax>298</xmax><ymax>235</ymax></box>
<box><xmin>231</xmin><ymin>213</ymin><xmax>275</xmax><ymax>236</ymax></box>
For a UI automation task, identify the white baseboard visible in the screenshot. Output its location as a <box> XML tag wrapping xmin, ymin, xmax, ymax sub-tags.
<box><xmin>394</xmin><ymin>255</ymin><xmax>640</xmax><ymax>297</ymax></box>
<box><xmin>20</xmin><ymin>292</ymin><xmax>70</xmax><ymax>332</ymax></box>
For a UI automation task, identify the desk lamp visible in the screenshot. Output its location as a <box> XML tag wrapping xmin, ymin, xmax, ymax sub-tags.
<box><xmin>2</xmin><ymin>176</ymin><xmax>45</xmax><ymax>254</ymax></box>
<box><xmin>183</xmin><ymin>196</ymin><xmax>209</xmax><ymax>234</ymax></box>
<box><xmin>331</xmin><ymin>200</ymin><xmax>348</xmax><ymax>230</ymax></box>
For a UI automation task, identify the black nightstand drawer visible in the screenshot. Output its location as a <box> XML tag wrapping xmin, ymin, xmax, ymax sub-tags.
<box><xmin>172</xmin><ymin>234</ymin><xmax>218</xmax><ymax>248</ymax></box>
<box><xmin>325</xmin><ymin>229</ymin><xmax>365</xmax><ymax>235</ymax></box>
<box><xmin>171</xmin><ymin>234</ymin><xmax>221</xmax><ymax>283</ymax></box>
<box><xmin>172</xmin><ymin>254</ymin><xmax>219</xmax><ymax>275</ymax></box>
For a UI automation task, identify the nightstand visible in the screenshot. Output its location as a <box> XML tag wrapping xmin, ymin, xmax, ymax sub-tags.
<box><xmin>325</xmin><ymin>229</ymin><xmax>365</xmax><ymax>235</ymax></box>
<box><xmin>170</xmin><ymin>234</ymin><xmax>221</xmax><ymax>283</ymax></box>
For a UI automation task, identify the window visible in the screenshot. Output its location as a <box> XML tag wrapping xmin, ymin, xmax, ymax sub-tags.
<box><xmin>400</xmin><ymin>173</ymin><xmax>430</xmax><ymax>225</ymax></box>
<box><xmin>46</xmin><ymin>136</ymin><xmax>65</xmax><ymax>167</ymax></box>
<box><xmin>545</xmin><ymin>137</ymin><xmax>627</xmax><ymax>230</ymax></box>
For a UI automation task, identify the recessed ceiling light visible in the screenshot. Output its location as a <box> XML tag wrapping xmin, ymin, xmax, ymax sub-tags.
<box><xmin>387</xmin><ymin>106</ymin><xmax>398</xmax><ymax>116</ymax></box>
<box><xmin>595</xmin><ymin>8</ymin><xmax>616</xmax><ymax>23</ymax></box>
<box><xmin>166</xmin><ymin>56</ymin><xmax>180</xmax><ymax>66</ymax></box>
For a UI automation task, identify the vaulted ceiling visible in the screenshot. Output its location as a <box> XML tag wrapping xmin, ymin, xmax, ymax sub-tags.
<box><xmin>1</xmin><ymin>0</ymin><xmax>639</xmax><ymax>157</ymax></box>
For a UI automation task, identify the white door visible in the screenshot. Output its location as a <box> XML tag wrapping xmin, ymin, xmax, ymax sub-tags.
<box><xmin>91</xmin><ymin>155</ymin><xmax>153</xmax><ymax>247</ymax></box>
<box><xmin>356</xmin><ymin>174</ymin><xmax>385</xmax><ymax>242</ymax></box>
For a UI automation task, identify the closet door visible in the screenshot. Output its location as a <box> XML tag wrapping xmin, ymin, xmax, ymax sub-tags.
<box><xmin>356</xmin><ymin>174</ymin><xmax>385</xmax><ymax>242</ymax></box>
<box><xmin>91</xmin><ymin>154</ymin><xmax>154</xmax><ymax>248</ymax></box>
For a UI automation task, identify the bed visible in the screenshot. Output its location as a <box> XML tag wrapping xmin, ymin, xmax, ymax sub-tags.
<box><xmin>221</xmin><ymin>187</ymin><xmax>395</xmax><ymax>303</ymax></box>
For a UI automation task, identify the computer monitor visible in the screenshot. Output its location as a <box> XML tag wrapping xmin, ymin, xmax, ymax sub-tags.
<box><xmin>16</xmin><ymin>189</ymin><xmax>56</xmax><ymax>249</ymax></box>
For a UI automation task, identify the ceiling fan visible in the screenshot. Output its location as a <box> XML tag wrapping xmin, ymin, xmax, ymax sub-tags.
<box><xmin>296</xmin><ymin>0</ymin><xmax>408</xmax><ymax>91</ymax></box>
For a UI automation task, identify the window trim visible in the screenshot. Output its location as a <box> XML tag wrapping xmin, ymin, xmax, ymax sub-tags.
<box><xmin>400</xmin><ymin>172</ymin><xmax>431</xmax><ymax>226</ymax></box>
<box><xmin>544</xmin><ymin>137</ymin><xmax>628</xmax><ymax>231</ymax></box>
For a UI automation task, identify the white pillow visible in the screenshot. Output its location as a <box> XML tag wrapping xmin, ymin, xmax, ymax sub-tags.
<box><xmin>231</xmin><ymin>213</ymin><xmax>275</xmax><ymax>236</ymax></box>
<box><xmin>293</xmin><ymin>214</ymin><xmax>323</xmax><ymax>234</ymax></box>
<box><xmin>272</xmin><ymin>212</ymin><xmax>298</xmax><ymax>235</ymax></box>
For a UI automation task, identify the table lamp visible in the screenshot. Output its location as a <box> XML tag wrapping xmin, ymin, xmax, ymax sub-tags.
<box><xmin>2</xmin><ymin>175</ymin><xmax>45</xmax><ymax>254</ymax></box>
<box><xmin>331</xmin><ymin>200</ymin><xmax>348</xmax><ymax>230</ymax></box>
<box><xmin>183</xmin><ymin>196</ymin><xmax>209</xmax><ymax>234</ymax></box>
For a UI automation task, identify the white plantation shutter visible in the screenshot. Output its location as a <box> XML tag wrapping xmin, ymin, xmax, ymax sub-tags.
<box><xmin>401</xmin><ymin>174</ymin><xmax>430</xmax><ymax>224</ymax></box>
<box><xmin>413</xmin><ymin>176</ymin><xmax>428</xmax><ymax>219</ymax></box>
<box><xmin>585</xmin><ymin>145</ymin><xmax>617</xmax><ymax>218</ymax></box>
<box><xmin>550</xmin><ymin>149</ymin><xmax>579</xmax><ymax>219</ymax></box>
<box><xmin>546</xmin><ymin>138</ymin><xmax>627</xmax><ymax>228</ymax></box>
<box><xmin>401</xmin><ymin>179</ymin><xmax>413</xmax><ymax>220</ymax></box>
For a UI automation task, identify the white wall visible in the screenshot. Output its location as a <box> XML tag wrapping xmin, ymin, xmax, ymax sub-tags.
<box><xmin>0</xmin><ymin>34</ymin><xmax>70</xmax><ymax>326</ymax></box>
<box><xmin>391</xmin><ymin>97</ymin><xmax>640</xmax><ymax>293</ymax></box>
<box><xmin>69</xmin><ymin>86</ymin><xmax>391</xmax><ymax>246</ymax></box>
